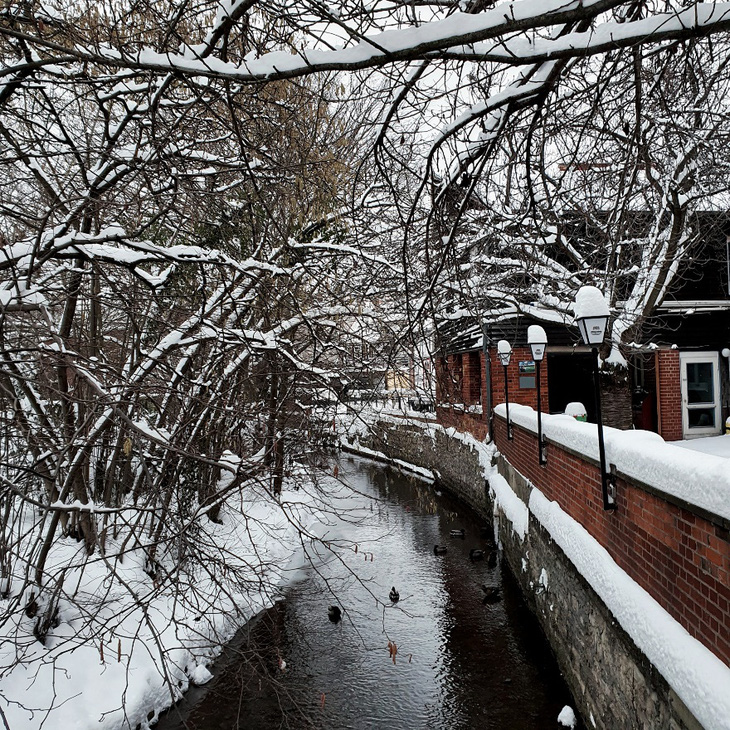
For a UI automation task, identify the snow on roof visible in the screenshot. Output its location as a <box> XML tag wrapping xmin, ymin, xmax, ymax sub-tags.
<box><xmin>573</xmin><ymin>286</ymin><xmax>609</xmax><ymax>319</ymax></box>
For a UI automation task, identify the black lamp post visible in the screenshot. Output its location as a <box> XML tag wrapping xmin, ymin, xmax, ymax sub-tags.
<box><xmin>527</xmin><ymin>325</ymin><xmax>548</xmax><ymax>465</ymax></box>
<box><xmin>574</xmin><ymin>286</ymin><xmax>616</xmax><ymax>511</ymax></box>
<box><xmin>497</xmin><ymin>340</ymin><xmax>513</xmax><ymax>440</ymax></box>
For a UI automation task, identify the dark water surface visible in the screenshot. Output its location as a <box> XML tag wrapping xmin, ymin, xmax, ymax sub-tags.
<box><xmin>158</xmin><ymin>458</ymin><xmax>581</xmax><ymax>729</ymax></box>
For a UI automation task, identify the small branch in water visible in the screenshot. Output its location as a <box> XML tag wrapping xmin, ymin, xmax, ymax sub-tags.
<box><xmin>387</xmin><ymin>640</ymin><xmax>398</xmax><ymax>664</ymax></box>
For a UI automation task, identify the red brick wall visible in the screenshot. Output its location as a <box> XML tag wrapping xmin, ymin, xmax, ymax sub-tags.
<box><xmin>436</xmin><ymin>405</ymin><xmax>489</xmax><ymax>440</ymax></box>
<box><xmin>657</xmin><ymin>349</ymin><xmax>682</xmax><ymax>442</ymax></box>
<box><xmin>436</xmin><ymin>355</ymin><xmax>462</xmax><ymax>404</ymax></box>
<box><xmin>436</xmin><ymin>347</ymin><xmax>550</xmax><ymax>438</ymax></box>
<box><xmin>489</xmin><ymin>346</ymin><xmax>549</xmax><ymax>413</ymax></box>
<box><xmin>494</xmin><ymin>414</ymin><xmax>730</xmax><ymax>667</ymax></box>
<box><xmin>461</xmin><ymin>351</ymin><xmax>482</xmax><ymax>406</ymax></box>
<box><xmin>448</xmin><ymin>354</ymin><xmax>463</xmax><ymax>402</ymax></box>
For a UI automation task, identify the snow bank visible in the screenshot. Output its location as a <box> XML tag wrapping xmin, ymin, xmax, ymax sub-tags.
<box><xmin>495</xmin><ymin>404</ymin><xmax>730</xmax><ymax>522</ymax></box>
<box><xmin>488</xmin><ymin>471</ymin><xmax>528</xmax><ymax>540</ymax></box>
<box><xmin>340</xmin><ymin>436</ymin><xmax>436</xmax><ymax>483</ymax></box>
<box><xmin>0</xmin><ymin>474</ymin><xmax>329</xmax><ymax>730</ymax></box>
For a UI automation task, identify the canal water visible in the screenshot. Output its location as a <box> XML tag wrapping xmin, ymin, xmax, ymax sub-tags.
<box><xmin>158</xmin><ymin>457</ymin><xmax>581</xmax><ymax>729</ymax></box>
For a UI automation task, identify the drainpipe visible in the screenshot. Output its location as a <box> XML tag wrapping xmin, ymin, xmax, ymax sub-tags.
<box><xmin>482</xmin><ymin>322</ymin><xmax>493</xmax><ymax>442</ymax></box>
<box><xmin>655</xmin><ymin>350</ymin><xmax>663</xmax><ymax>437</ymax></box>
<box><xmin>722</xmin><ymin>348</ymin><xmax>730</xmax><ymax>433</ymax></box>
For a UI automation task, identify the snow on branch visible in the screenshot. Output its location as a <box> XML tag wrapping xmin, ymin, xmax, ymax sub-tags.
<box><xmin>32</xmin><ymin>0</ymin><xmax>652</xmax><ymax>82</ymax></box>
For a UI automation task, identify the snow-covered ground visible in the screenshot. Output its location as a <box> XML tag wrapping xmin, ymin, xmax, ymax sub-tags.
<box><xmin>0</xmin><ymin>468</ymin><xmax>356</xmax><ymax>730</ymax></box>
<box><xmin>5</xmin><ymin>402</ymin><xmax>729</xmax><ymax>730</ymax></box>
<box><xmin>672</xmin><ymin>433</ymin><xmax>730</xmax><ymax>459</ymax></box>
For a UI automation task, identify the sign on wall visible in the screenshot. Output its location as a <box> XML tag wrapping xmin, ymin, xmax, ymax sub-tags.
<box><xmin>518</xmin><ymin>360</ymin><xmax>536</xmax><ymax>389</ymax></box>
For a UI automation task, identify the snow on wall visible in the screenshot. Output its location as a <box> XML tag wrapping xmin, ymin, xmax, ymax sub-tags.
<box><xmin>488</xmin><ymin>471</ymin><xmax>529</xmax><ymax>540</ymax></box>
<box><xmin>495</xmin><ymin>403</ymin><xmax>730</xmax><ymax>523</ymax></box>
<box><xmin>531</xmin><ymin>487</ymin><xmax>730</xmax><ymax>730</ymax></box>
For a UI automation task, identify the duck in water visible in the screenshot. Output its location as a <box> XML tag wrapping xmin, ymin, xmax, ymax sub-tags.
<box><xmin>328</xmin><ymin>605</ymin><xmax>342</xmax><ymax>622</ymax></box>
<box><xmin>481</xmin><ymin>585</ymin><xmax>501</xmax><ymax>603</ymax></box>
<box><xmin>450</xmin><ymin>529</ymin><xmax>465</xmax><ymax>538</ymax></box>
<box><xmin>469</xmin><ymin>548</ymin><xmax>485</xmax><ymax>561</ymax></box>
<box><xmin>433</xmin><ymin>544</ymin><xmax>448</xmax><ymax>555</ymax></box>
<box><xmin>389</xmin><ymin>586</ymin><xmax>400</xmax><ymax>603</ymax></box>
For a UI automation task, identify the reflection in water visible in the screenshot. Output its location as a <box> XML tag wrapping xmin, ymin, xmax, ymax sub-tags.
<box><xmin>158</xmin><ymin>458</ymin><xmax>581</xmax><ymax>729</ymax></box>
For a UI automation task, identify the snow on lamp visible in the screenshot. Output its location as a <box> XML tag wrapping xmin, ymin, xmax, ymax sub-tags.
<box><xmin>497</xmin><ymin>339</ymin><xmax>512</xmax><ymax>366</ymax></box>
<box><xmin>527</xmin><ymin>325</ymin><xmax>548</xmax><ymax>464</ymax></box>
<box><xmin>527</xmin><ymin>325</ymin><xmax>547</xmax><ymax>361</ymax></box>
<box><xmin>574</xmin><ymin>286</ymin><xmax>610</xmax><ymax>347</ymax></box>
<box><xmin>572</xmin><ymin>285</ymin><xmax>616</xmax><ymax>511</ymax></box>
<box><xmin>497</xmin><ymin>340</ymin><xmax>513</xmax><ymax>440</ymax></box>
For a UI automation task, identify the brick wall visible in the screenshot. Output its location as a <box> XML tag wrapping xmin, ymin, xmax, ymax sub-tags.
<box><xmin>461</xmin><ymin>350</ymin><xmax>482</xmax><ymax>405</ymax></box>
<box><xmin>657</xmin><ymin>349</ymin><xmax>683</xmax><ymax>441</ymax></box>
<box><xmin>436</xmin><ymin>355</ymin><xmax>461</xmax><ymax>403</ymax></box>
<box><xmin>488</xmin><ymin>346</ymin><xmax>549</xmax><ymax>412</ymax></box>
<box><xmin>494</xmin><ymin>413</ymin><xmax>730</xmax><ymax>668</ymax></box>
<box><xmin>438</xmin><ymin>347</ymin><xmax>549</xmax><ymax>437</ymax></box>
<box><xmin>436</xmin><ymin>405</ymin><xmax>489</xmax><ymax>441</ymax></box>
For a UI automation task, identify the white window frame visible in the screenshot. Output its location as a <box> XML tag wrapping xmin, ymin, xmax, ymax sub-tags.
<box><xmin>680</xmin><ymin>352</ymin><xmax>722</xmax><ymax>438</ymax></box>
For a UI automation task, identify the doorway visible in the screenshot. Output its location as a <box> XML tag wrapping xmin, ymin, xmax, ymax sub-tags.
<box><xmin>547</xmin><ymin>352</ymin><xmax>595</xmax><ymax>421</ymax></box>
<box><xmin>680</xmin><ymin>352</ymin><xmax>722</xmax><ymax>438</ymax></box>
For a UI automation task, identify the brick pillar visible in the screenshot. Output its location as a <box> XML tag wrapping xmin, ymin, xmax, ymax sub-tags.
<box><xmin>461</xmin><ymin>351</ymin><xmax>473</xmax><ymax>406</ymax></box>
<box><xmin>480</xmin><ymin>350</ymin><xmax>492</xmax><ymax>425</ymax></box>
<box><xmin>492</xmin><ymin>349</ymin><xmax>506</xmax><ymax>408</ymax></box>
<box><xmin>656</xmin><ymin>349</ymin><xmax>683</xmax><ymax>441</ymax></box>
<box><xmin>461</xmin><ymin>351</ymin><xmax>481</xmax><ymax>406</ymax></box>
<box><xmin>448</xmin><ymin>354</ymin><xmax>463</xmax><ymax>405</ymax></box>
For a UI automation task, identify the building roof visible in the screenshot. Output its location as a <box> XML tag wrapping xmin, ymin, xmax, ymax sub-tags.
<box><xmin>437</xmin><ymin>313</ymin><xmax>581</xmax><ymax>354</ymax></box>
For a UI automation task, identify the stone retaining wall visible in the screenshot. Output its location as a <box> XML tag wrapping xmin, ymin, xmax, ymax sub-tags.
<box><xmin>357</xmin><ymin>418</ymin><xmax>489</xmax><ymax>513</ymax></box>
<box><xmin>351</xmin><ymin>417</ymin><xmax>705</xmax><ymax>730</ymax></box>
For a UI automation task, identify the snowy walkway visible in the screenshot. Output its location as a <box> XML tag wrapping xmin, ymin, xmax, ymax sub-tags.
<box><xmin>672</xmin><ymin>434</ymin><xmax>730</xmax><ymax>459</ymax></box>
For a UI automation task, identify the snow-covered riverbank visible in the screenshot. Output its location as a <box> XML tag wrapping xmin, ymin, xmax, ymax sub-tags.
<box><xmin>0</xmin><ymin>467</ymin><xmax>355</xmax><ymax>730</ymax></box>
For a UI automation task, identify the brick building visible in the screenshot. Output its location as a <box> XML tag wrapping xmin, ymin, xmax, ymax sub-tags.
<box><xmin>435</xmin><ymin>305</ymin><xmax>730</xmax><ymax>443</ymax></box>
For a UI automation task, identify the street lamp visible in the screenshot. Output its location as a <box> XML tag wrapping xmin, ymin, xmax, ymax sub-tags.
<box><xmin>527</xmin><ymin>325</ymin><xmax>548</xmax><ymax>465</ymax></box>
<box><xmin>497</xmin><ymin>340</ymin><xmax>513</xmax><ymax>440</ymax></box>
<box><xmin>574</xmin><ymin>286</ymin><xmax>616</xmax><ymax>511</ymax></box>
